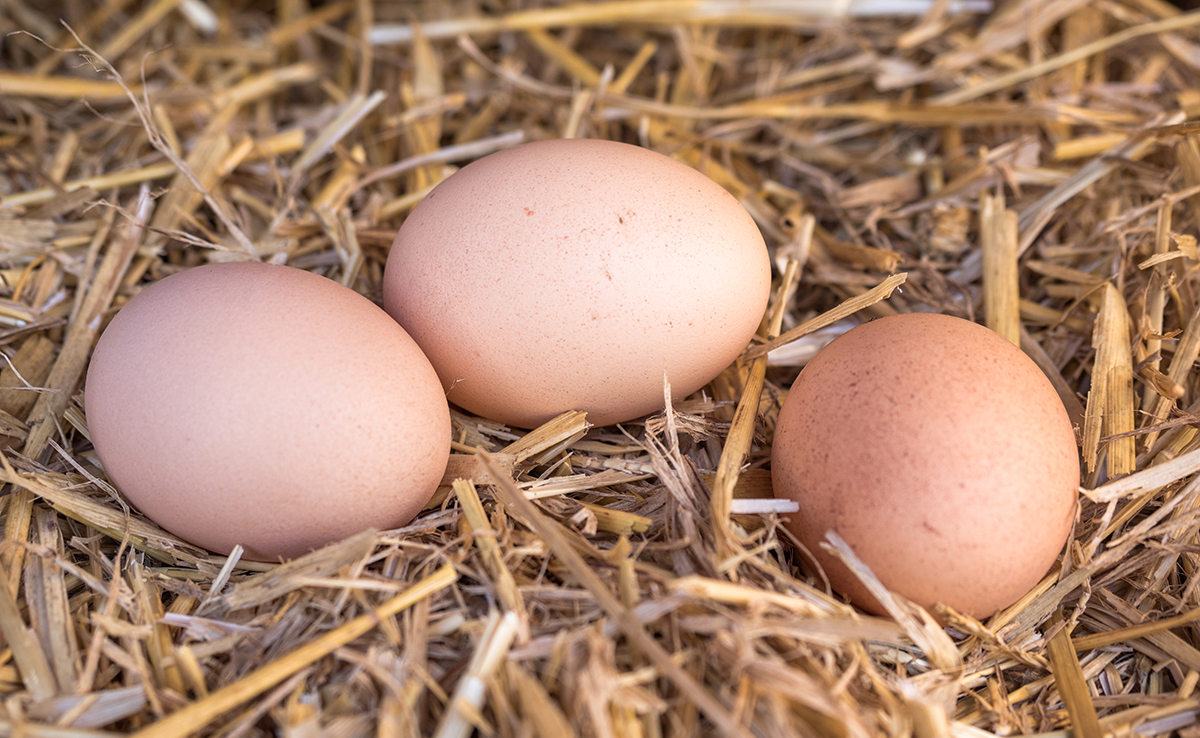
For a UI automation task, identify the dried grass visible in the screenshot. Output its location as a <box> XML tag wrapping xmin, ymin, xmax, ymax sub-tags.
<box><xmin>2</xmin><ymin>0</ymin><xmax>1200</xmax><ymax>735</ymax></box>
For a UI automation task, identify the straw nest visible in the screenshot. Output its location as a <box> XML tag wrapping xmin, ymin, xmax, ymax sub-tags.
<box><xmin>2</xmin><ymin>0</ymin><xmax>1200</xmax><ymax>735</ymax></box>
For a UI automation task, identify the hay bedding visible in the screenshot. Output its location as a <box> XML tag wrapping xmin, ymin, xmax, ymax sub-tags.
<box><xmin>2</xmin><ymin>0</ymin><xmax>1200</xmax><ymax>735</ymax></box>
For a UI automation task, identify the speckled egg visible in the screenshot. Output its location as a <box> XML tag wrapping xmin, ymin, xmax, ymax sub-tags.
<box><xmin>85</xmin><ymin>262</ymin><xmax>451</xmax><ymax>561</ymax></box>
<box><xmin>383</xmin><ymin>138</ymin><xmax>772</xmax><ymax>428</ymax></box>
<box><xmin>771</xmin><ymin>313</ymin><xmax>1080</xmax><ymax>618</ymax></box>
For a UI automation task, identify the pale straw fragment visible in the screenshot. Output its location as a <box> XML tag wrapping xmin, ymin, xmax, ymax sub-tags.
<box><xmin>499</xmin><ymin>410</ymin><xmax>591</xmax><ymax>465</ymax></box>
<box><xmin>1084</xmin><ymin>446</ymin><xmax>1200</xmax><ymax>503</ymax></box>
<box><xmin>433</xmin><ymin>611</ymin><xmax>521</xmax><ymax>738</ymax></box>
<box><xmin>369</xmin><ymin>0</ymin><xmax>992</xmax><ymax>45</ymax></box>
<box><xmin>288</xmin><ymin>91</ymin><xmax>386</xmax><ymax>188</ymax></box>
<box><xmin>745</xmin><ymin>272</ymin><xmax>908</xmax><ymax>360</ymax></box>
<box><xmin>0</xmin><ymin>72</ymin><xmax>139</xmax><ymax>101</ymax></box>
<box><xmin>0</xmin><ymin>535</ymin><xmax>57</xmax><ymax>702</ymax></box>
<box><xmin>1044</xmin><ymin>609</ymin><xmax>1103</xmax><ymax>738</ymax></box>
<box><xmin>1140</xmin><ymin>203</ymin><xmax>1171</xmax><ymax>417</ymax></box>
<box><xmin>980</xmin><ymin>190</ymin><xmax>1020</xmax><ymax>346</ymax></box>
<box><xmin>1081</xmin><ymin>283</ymin><xmax>1135</xmax><ymax>476</ymax></box>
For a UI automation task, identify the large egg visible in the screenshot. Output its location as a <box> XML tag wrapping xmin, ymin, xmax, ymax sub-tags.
<box><xmin>85</xmin><ymin>262</ymin><xmax>451</xmax><ymax>561</ymax></box>
<box><xmin>383</xmin><ymin>138</ymin><xmax>771</xmax><ymax>428</ymax></box>
<box><xmin>772</xmin><ymin>313</ymin><xmax>1079</xmax><ymax>618</ymax></box>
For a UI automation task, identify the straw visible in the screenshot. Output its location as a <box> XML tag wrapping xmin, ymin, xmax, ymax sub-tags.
<box><xmin>3</xmin><ymin>1</ymin><xmax>1200</xmax><ymax>733</ymax></box>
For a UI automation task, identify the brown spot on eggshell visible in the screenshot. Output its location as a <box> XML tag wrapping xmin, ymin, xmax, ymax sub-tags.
<box><xmin>771</xmin><ymin>313</ymin><xmax>1080</xmax><ymax>619</ymax></box>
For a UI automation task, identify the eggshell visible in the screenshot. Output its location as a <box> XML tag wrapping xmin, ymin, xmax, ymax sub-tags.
<box><xmin>383</xmin><ymin>138</ymin><xmax>771</xmax><ymax>428</ymax></box>
<box><xmin>771</xmin><ymin>313</ymin><xmax>1080</xmax><ymax>618</ymax></box>
<box><xmin>85</xmin><ymin>262</ymin><xmax>451</xmax><ymax>561</ymax></box>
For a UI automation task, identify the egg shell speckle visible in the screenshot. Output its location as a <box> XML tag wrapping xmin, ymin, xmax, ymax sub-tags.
<box><xmin>383</xmin><ymin>138</ymin><xmax>772</xmax><ymax>428</ymax></box>
<box><xmin>85</xmin><ymin>262</ymin><xmax>451</xmax><ymax>561</ymax></box>
<box><xmin>771</xmin><ymin>313</ymin><xmax>1080</xmax><ymax>618</ymax></box>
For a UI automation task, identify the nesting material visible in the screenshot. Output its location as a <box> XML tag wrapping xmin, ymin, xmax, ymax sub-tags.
<box><xmin>4</xmin><ymin>0</ymin><xmax>1200</xmax><ymax>736</ymax></box>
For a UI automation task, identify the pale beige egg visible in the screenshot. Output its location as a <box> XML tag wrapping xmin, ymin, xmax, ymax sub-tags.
<box><xmin>383</xmin><ymin>138</ymin><xmax>771</xmax><ymax>428</ymax></box>
<box><xmin>85</xmin><ymin>262</ymin><xmax>451</xmax><ymax>561</ymax></box>
<box><xmin>772</xmin><ymin>313</ymin><xmax>1080</xmax><ymax>619</ymax></box>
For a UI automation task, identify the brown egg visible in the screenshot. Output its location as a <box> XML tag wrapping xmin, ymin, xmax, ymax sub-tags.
<box><xmin>771</xmin><ymin>313</ymin><xmax>1079</xmax><ymax>618</ymax></box>
<box><xmin>383</xmin><ymin>138</ymin><xmax>771</xmax><ymax>428</ymax></box>
<box><xmin>85</xmin><ymin>262</ymin><xmax>451</xmax><ymax>561</ymax></box>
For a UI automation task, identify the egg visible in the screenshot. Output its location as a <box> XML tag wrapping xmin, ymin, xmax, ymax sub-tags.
<box><xmin>771</xmin><ymin>313</ymin><xmax>1079</xmax><ymax>618</ymax></box>
<box><xmin>383</xmin><ymin>138</ymin><xmax>771</xmax><ymax>428</ymax></box>
<box><xmin>85</xmin><ymin>262</ymin><xmax>451</xmax><ymax>561</ymax></box>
